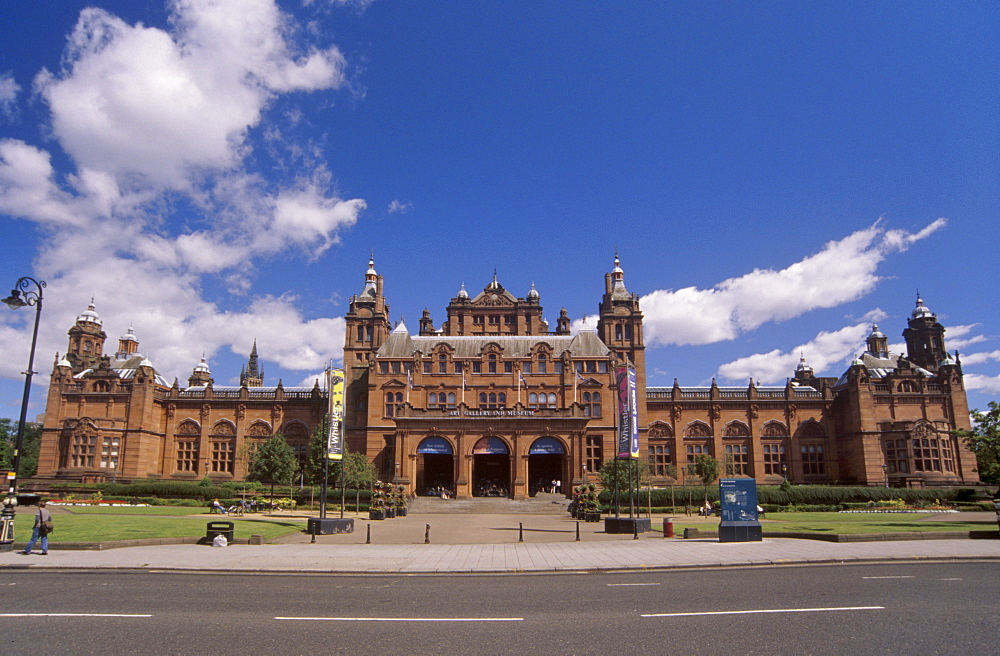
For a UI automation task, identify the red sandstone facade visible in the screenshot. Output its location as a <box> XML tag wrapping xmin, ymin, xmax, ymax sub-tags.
<box><xmin>35</xmin><ymin>256</ymin><xmax>978</xmax><ymax>494</ymax></box>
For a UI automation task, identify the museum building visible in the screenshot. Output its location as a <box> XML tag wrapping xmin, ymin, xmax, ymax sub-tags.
<box><xmin>34</xmin><ymin>256</ymin><xmax>979</xmax><ymax>495</ymax></box>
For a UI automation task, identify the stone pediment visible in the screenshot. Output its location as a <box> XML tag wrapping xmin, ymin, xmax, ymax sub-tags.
<box><xmin>381</xmin><ymin>378</ymin><xmax>408</xmax><ymax>388</ymax></box>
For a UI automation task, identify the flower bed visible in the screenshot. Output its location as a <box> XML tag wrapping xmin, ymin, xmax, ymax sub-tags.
<box><xmin>48</xmin><ymin>499</ymin><xmax>150</xmax><ymax>507</ymax></box>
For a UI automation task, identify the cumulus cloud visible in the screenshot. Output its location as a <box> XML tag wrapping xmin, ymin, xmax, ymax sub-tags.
<box><xmin>0</xmin><ymin>0</ymin><xmax>363</xmax><ymax>387</ymax></box>
<box><xmin>716</xmin><ymin>313</ymin><xmax>887</xmax><ymax>384</ymax></box>
<box><xmin>960</xmin><ymin>350</ymin><xmax>1000</xmax><ymax>366</ymax></box>
<box><xmin>641</xmin><ymin>219</ymin><xmax>946</xmax><ymax>347</ymax></box>
<box><xmin>964</xmin><ymin>373</ymin><xmax>1000</xmax><ymax>395</ymax></box>
<box><xmin>0</xmin><ymin>72</ymin><xmax>19</xmax><ymax>119</ymax></box>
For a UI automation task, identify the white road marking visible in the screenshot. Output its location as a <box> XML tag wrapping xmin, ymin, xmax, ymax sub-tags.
<box><xmin>862</xmin><ymin>576</ymin><xmax>915</xmax><ymax>579</ymax></box>
<box><xmin>642</xmin><ymin>606</ymin><xmax>883</xmax><ymax>618</ymax></box>
<box><xmin>0</xmin><ymin>613</ymin><xmax>151</xmax><ymax>618</ymax></box>
<box><xmin>607</xmin><ymin>583</ymin><xmax>661</xmax><ymax>587</ymax></box>
<box><xmin>938</xmin><ymin>578</ymin><xmax>962</xmax><ymax>581</ymax></box>
<box><xmin>275</xmin><ymin>616</ymin><xmax>523</xmax><ymax>622</ymax></box>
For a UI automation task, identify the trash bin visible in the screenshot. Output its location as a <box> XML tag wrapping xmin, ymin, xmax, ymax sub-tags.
<box><xmin>206</xmin><ymin>521</ymin><xmax>234</xmax><ymax>543</ymax></box>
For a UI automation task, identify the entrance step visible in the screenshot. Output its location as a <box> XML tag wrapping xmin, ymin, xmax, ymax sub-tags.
<box><xmin>408</xmin><ymin>492</ymin><xmax>570</xmax><ymax>515</ymax></box>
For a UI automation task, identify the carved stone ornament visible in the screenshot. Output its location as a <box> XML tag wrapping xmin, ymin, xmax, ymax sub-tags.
<box><xmin>748</xmin><ymin>404</ymin><xmax>759</xmax><ymax>420</ymax></box>
<box><xmin>711</xmin><ymin>404</ymin><xmax>722</xmax><ymax>421</ymax></box>
<box><xmin>671</xmin><ymin>406</ymin><xmax>682</xmax><ymax>422</ymax></box>
<box><xmin>787</xmin><ymin>405</ymin><xmax>796</xmax><ymax>421</ymax></box>
<box><xmin>236</xmin><ymin>404</ymin><xmax>246</xmax><ymax>421</ymax></box>
<box><xmin>165</xmin><ymin>403</ymin><xmax>176</xmax><ymax>420</ymax></box>
<box><xmin>200</xmin><ymin>404</ymin><xmax>211</xmax><ymax>421</ymax></box>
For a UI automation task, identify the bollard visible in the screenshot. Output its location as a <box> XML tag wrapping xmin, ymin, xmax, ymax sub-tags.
<box><xmin>425</xmin><ymin>523</ymin><xmax>430</xmax><ymax>544</ymax></box>
<box><xmin>633</xmin><ymin>520</ymin><xmax>639</xmax><ymax>540</ymax></box>
<box><xmin>366</xmin><ymin>523</ymin><xmax>371</xmax><ymax>544</ymax></box>
<box><xmin>575</xmin><ymin>520</ymin><xmax>580</xmax><ymax>541</ymax></box>
<box><xmin>310</xmin><ymin>522</ymin><xmax>317</xmax><ymax>544</ymax></box>
<box><xmin>519</xmin><ymin>522</ymin><xmax>523</xmax><ymax>543</ymax></box>
<box><xmin>664</xmin><ymin>517</ymin><xmax>674</xmax><ymax>538</ymax></box>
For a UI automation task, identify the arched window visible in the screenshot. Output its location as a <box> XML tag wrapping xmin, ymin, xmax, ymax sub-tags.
<box><xmin>685</xmin><ymin>422</ymin><xmax>712</xmax><ymax>438</ymax></box>
<box><xmin>648</xmin><ymin>422</ymin><xmax>673</xmax><ymax>438</ymax></box>
<box><xmin>538</xmin><ymin>353</ymin><xmax>548</xmax><ymax>374</ymax></box>
<box><xmin>175</xmin><ymin>419</ymin><xmax>200</xmax><ymax>473</ymax></box>
<box><xmin>761</xmin><ymin>421</ymin><xmax>788</xmax><ymax>437</ymax></box>
<box><xmin>438</xmin><ymin>353</ymin><xmax>447</xmax><ymax>374</ymax></box>
<box><xmin>210</xmin><ymin>421</ymin><xmax>236</xmax><ymax>474</ymax></box>
<box><xmin>528</xmin><ymin>392</ymin><xmax>538</xmax><ymax>408</ymax></box>
<box><xmin>488</xmin><ymin>353</ymin><xmax>498</xmax><ymax>374</ymax></box>
<box><xmin>582</xmin><ymin>391</ymin><xmax>601</xmax><ymax>417</ymax></box>
<box><xmin>724</xmin><ymin>421</ymin><xmax>750</xmax><ymax>437</ymax></box>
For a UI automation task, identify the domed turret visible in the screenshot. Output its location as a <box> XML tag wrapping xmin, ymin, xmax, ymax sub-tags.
<box><xmin>527</xmin><ymin>282</ymin><xmax>539</xmax><ymax>302</ymax></box>
<box><xmin>866</xmin><ymin>323</ymin><xmax>889</xmax><ymax>358</ymax></box>
<box><xmin>188</xmin><ymin>355</ymin><xmax>213</xmax><ymax>387</ymax></box>
<box><xmin>76</xmin><ymin>298</ymin><xmax>103</xmax><ymax>327</ymax></box>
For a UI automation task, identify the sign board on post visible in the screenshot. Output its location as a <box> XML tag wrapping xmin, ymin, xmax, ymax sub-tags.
<box><xmin>718</xmin><ymin>478</ymin><xmax>762</xmax><ymax>542</ymax></box>
<box><xmin>615</xmin><ymin>365</ymin><xmax>639</xmax><ymax>459</ymax></box>
<box><xmin>327</xmin><ymin>368</ymin><xmax>344</xmax><ymax>461</ymax></box>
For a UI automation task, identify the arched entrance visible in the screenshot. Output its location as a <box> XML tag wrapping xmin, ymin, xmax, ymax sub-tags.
<box><xmin>416</xmin><ymin>437</ymin><xmax>454</xmax><ymax>496</ymax></box>
<box><xmin>472</xmin><ymin>437</ymin><xmax>510</xmax><ymax>497</ymax></box>
<box><xmin>528</xmin><ymin>437</ymin><xmax>565</xmax><ymax>496</ymax></box>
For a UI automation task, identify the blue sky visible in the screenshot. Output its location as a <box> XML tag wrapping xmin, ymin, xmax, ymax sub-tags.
<box><xmin>1</xmin><ymin>1</ymin><xmax>998</xmax><ymax>422</ymax></box>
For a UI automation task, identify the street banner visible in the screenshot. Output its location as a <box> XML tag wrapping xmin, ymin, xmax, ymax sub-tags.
<box><xmin>327</xmin><ymin>368</ymin><xmax>345</xmax><ymax>461</ymax></box>
<box><xmin>615</xmin><ymin>365</ymin><xmax>639</xmax><ymax>459</ymax></box>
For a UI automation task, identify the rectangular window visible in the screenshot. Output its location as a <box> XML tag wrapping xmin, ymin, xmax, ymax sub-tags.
<box><xmin>72</xmin><ymin>434</ymin><xmax>98</xmax><ymax>468</ymax></box>
<box><xmin>211</xmin><ymin>441</ymin><xmax>234</xmax><ymax>474</ymax></box>
<box><xmin>763</xmin><ymin>443</ymin><xmax>786</xmax><ymax>475</ymax></box>
<box><xmin>454</xmin><ymin>362</ymin><xmax>464</xmax><ymax>374</ymax></box>
<box><xmin>523</xmin><ymin>363</ymin><xmax>532</xmax><ymax>375</ymax></box>
<box><xmin>801</xmin><ymin>443</ymin><xmax>826</xmax><ymax>475</ymax></box>
<box><xmin>176</xmin><ymin>440</ymin><xmax>198</xmax><ymax>472</ymax></box>
<box><xmin>504</xmin><ymin>362</ymin><xmax>513</xmax><ymax>373</ymax></box>
<box><xmin>472</xmin><ymin>362</ymin><xmax>481</xmax><ymax>374</ymax></box>
<box><xmin>100</xmin><ymin>436</ymin><xmax>120</xmax><ymax>469</ymax></box>
<box><xmin>724</xmin><ymin>444</ymin><xmax>749</xmax><ymax>476</ymax></box>
<box><xmin>648</xmin><ymin>443</ymin><xmax>672</xmax><ymax>477</ymax></box>
<box><xmin>554</xmin><ymin>362</ymin><xmax>563</xmax><ymax>374</ymax></box>
<box><xmin>423</xmin><ymin>362</ymin><xmax>432</xmax><ymax>374</ymax></box>
<box><xmin>586</xmin><ymin>435</ymin><xmax>603</xmax><ymax>475</ymax></box>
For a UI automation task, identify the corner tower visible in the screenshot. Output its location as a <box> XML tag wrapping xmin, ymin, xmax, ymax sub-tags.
<box><xmin>65</xmin><ymin>300</ymin><xmax>107</xmax><ymax>373</ymax></box>
<box><xmin>902</xmin><ymin>294</ymin><xmax>946</xmax><ymax>372</ymax></box>
<box><xmin>597</xmin><ymin>254</ymin><xmax>645</xmax><ymax>371</ymax></box>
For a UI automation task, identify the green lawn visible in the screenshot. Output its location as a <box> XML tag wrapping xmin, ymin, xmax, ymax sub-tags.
<box><xmin>14</xmin><ymin>509</ymin><xmax>302</xmax><ymax>543</ymax></box>
<box><xmin>662</xmin><ymin>512</ymin><xmax>997</xmax><ymax>534</ymax></box>
<box><xmin>56</xmin><ymin>505</ymin><xmax>212</xmax><ymax>516</ymax></box>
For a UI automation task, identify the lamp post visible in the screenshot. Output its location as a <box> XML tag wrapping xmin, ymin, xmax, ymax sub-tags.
<box><xmin>1</xmin><ymin>276</ymin><xmax>45</xmax><ymax>552</ymax></box>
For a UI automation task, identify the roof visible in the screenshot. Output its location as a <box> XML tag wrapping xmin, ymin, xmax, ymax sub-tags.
<box><xmin>834</xmin><ymin>352</ymin><xmax>934</xmax><ymax>388</ymax></box>
<box><xmin>377</xmin><ymin>328</ymin><xmax>610</xmax><ymax>359</ymax></box>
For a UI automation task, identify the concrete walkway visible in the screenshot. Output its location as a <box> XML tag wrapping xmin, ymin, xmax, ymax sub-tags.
<box><xmin>3</xmin><ymin>511</ymin><xmax>998</xmax><ymax>574</ymax></box>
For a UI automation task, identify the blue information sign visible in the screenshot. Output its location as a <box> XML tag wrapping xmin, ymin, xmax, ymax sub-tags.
<box><xmin>719</xmin><ymin>479</ymin><xmax>759</xmax><ymax>522</ymax></box>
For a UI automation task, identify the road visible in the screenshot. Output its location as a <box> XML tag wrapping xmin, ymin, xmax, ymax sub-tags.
<box><xmin>0</xmin><ymin>562</ymin><xmax>994</xmax><ymax>654</ymax></box>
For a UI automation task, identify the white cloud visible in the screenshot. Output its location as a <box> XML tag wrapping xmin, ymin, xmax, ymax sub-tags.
<box><xmin>641</xmin><ymin>219</ymin><xmax>946</xmax><ymax>347</ymax></box>
<box><xmin>963</xmin><ymin>373</ymin><xmax>1000</xmax><ymax>394</ymax></box>
<box><xmin>0</xmin><ymin>1</ymin><xmax>362</xmax><ymax>389</ymax></box>
<box><xmin>960</xmin><ymin>350</ymin><xmax>1000</xmax><ymax>366</ymax></box>
<box><xmin>0</xmin><ymin>72</ymin><xmax>19</xmax><ymax>119</ymax></box>
<box><xmin>35</xmin><ymin>1</ymin><xmax>346</xmax><ymax>189</ymax></box>
<box><xmin>717</xmin><ymin>315</ymin><xmax>886</xmax><ymax>384</ymax></box>
<box><xmin>387</xmin><ymin>199</ymin><xmax>412</xmax><ymax>214</ymax></box>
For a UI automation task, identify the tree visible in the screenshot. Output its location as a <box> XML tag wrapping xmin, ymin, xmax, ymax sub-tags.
<box><xmin>0</xmin><ymin>419</ymin><xmax>42</xmax><ymax>477</ymax></box>
<box><xmin>599</xmin><ymin>458</ymin><xmax>648</xmax><ymax>491</ymax></box>
<box><xmin>342</xmin><ymin>451</ymin><xmax>377</xmax><ymax>510</ymax></box>
<box><xmin>247</xmin><ymin>434</ymin><xmax>298</xmax><ymax>501</ymax></box>
<box><xmin>688</xmin><ymin>453</ymin><xmax>719</xmax><ymax>502</ymax></box>
<box><xmin>955</xmin><ymin>401</ymin><xmax>1000</xmax><ymax>485</ymax></box>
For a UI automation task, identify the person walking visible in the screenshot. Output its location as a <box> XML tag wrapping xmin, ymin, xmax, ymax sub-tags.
<box><xmin>20</xmin><ymin>500</ymin><xmax>52</xmax><ymax>555</ymax></box>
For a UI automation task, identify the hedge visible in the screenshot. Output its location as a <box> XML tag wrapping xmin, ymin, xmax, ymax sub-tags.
<box><xmin>599</xmin><ymin>485</ymin><xmax>970</xmax><ymax>508</ymax></box>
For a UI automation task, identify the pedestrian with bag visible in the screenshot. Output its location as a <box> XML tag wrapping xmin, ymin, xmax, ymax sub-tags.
<box><xmin>20</xmin><ymin>499</ymin><xmax>53</xmax><ymax>555</ymax></box>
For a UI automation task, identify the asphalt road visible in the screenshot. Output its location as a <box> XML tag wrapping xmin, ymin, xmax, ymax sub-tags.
<box><xmin>1</xmin><ymin>562</ymin><xmax>994</xmax><ymax>655</ymax></box>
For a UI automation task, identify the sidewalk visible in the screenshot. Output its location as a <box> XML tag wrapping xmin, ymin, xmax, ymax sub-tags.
<box><xmin>3</xmin><ymin>512</ymin><xmax>998</xmax><ymax>574</ymax></box>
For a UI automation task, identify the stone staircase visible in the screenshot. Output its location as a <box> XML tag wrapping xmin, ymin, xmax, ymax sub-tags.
<box><xmin>408</xmin><ymin>492</ymin><xmax>571</xmax><ymax>515</ymax></box>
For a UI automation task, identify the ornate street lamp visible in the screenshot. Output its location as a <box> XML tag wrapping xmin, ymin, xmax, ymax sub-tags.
<box><xmin>0</xmin><ymin>276</ymin><xmax>45</xmax><ymax>552</ymax></box>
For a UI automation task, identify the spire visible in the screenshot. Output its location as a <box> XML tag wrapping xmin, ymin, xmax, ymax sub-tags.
<box><xmin>361</xmin><ymin>253</ymin><xmax>378</xmax><ymax>298</ymax></box>
<box><xmin>610</xmin><ymin>252</ymin><xmax>629</xmax><ymax>298</ymax></box>
<box><xmin>866</xmin><ymin>323</ymin><xmax>889</xmax><ymax>358</ymax></box>
<box><xmin>241</xmin><ymin>340</ymin><xmax>263</xmax><ymax>387</ymax></box>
